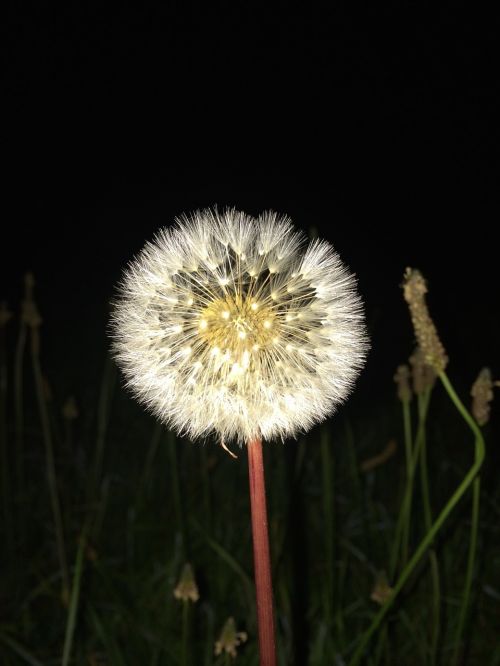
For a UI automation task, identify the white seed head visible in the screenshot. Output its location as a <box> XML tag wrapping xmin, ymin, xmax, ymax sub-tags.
<box><xmin>111</xmin><ymin>208</ymin><xmax>369</xmax><ymax>445</ymax></box>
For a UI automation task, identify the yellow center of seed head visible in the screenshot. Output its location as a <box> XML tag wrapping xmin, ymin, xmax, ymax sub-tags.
<box><xmin>198</xmin><ymin>295</ymin><xmax>278</xmax><ymax>361</ymax></box>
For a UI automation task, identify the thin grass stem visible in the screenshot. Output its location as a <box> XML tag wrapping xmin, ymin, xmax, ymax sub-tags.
<box><xmin>14</xmin><ymin>321</ymin><xmax>27</xmax><ymax>520</ymax></box>
<box><xmin>320</xmin><ymin>426</ymin><xmax>335</xmax><ymax>631</ymax></box>
<box><xmin>61</xmin><ymin>526</ymin><xmax>87</xmax><ymax>666</ymax></box>
<box><xmin>168</xmin><ymin>430</ymin><xmax>188</xmax><ymax>558</ymax></box>
<box><xmin>349</xmin><ymin>371</ymin><xmax>485</xmax><ymax>666</ymax></box>
<box><xmin>452</xmin><ymin>465</ymin><xmax>481</xmax><ymax>665</ymax></box>
<box><xmin>181</xmin><ymin>600</ymin><xmax>190</xmax><ymax>666</ymax></box>
<box><xmin>401</xmin><ymin>399</ymin><xmax>413</xmax><ymax>565</ymax></box>
<box><xmin>436</xmin><ymin>373</ymin><xmax>484</xmax><ymax>666</ymax></box>
<box><xmin>90</xmin><ymin>356</ymin><xmax>115</xmax><ymax>502</ymax></box>
<box><xmin>0</xmin><ymin>320</ymin><xmax>12</xmax><ymax>557</ymax></box>
<box><xmin>30</xmin><ymin>326</ymin><xmax>69</xmax><ymax>603</ymax></box>
<box><xmin>418</xmin><ymin>389</ymin><xmax>441</xmax><ymax>666</ymax></box>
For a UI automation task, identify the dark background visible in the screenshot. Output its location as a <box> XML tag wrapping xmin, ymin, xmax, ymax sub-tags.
<box><xmin>3</xmin><ymin>3</ymin><xmax>498</xmax><ymax>404</ymax></box>
<box><xmin>2</xmin><ymin>6</ymin><xmax>499</xmax><ymax>663</ymax></box>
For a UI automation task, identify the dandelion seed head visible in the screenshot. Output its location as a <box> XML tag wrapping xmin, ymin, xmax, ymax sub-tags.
<box><xmin>111</xmin><ymin>208</ymin><xmax>368</xmax><ymax>444</ymax></box>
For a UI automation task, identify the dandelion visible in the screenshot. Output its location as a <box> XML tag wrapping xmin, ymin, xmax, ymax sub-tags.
<box><xmin>214</xmin><ymin>617</ymin><xmax>248</xmax><ymax>659</ymax></box>
<box><xmin>111</xmin><ymin>208</ymin><xmax>368</xmax><ymax>445</ymax></box>
<box><xmin>111</xmin><ymin>208</ymin><xmax>368</xmax><ymax>665</ymax></box>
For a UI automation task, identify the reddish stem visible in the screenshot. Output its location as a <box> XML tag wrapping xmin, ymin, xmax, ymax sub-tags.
<box><xmin>247</xmin><ymin>438</ymin><xmax>277</xmax><ymax>666</ymax></box>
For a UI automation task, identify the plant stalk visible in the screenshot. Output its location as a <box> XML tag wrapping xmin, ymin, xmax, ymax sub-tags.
<box><xmin>30</xmin><ymin>326</ymin><xmax>69</xmax><ymax>603</ymax></box>
<box><xmin>349</xmin><ymin>372</ymin><xmax>485</xmax><ymax>666</ymax></box>
<box><xmin>247</xmin><ymin>438</ymin><xmax>276</xmax><ymax>666</ymax></box>
<box><xmin>320</xmin><ymin>427</ymin><xmax>335</xmax><ymax>629</ymax></box>
<box><xmin>418</xmin><ymin>389</ymin><xmax>441</xmax><ymax>666</ymax></box>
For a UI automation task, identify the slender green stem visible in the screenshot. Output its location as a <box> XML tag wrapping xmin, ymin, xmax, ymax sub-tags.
<box><xmin>389</xmin><ymin>398</ymin><xmax>413</xmax><ymax>579</ymax></box>
<box><xmin>168</xmin><ymin>430</ymin><xmax>188</xmax><ymax>558</ymax></box>
<box><xmin>437</xmin><ymin>373</ymin><xmax>484</xmax><ymax>666</ymax></box>
<box><xmin>320</xmin><ymin>426</ymin><xmax>335</xmax><ymax>630</ymax></box>
<box><xmin>418</xmin><ymin>391</ymin><xmax>432</xmax><ymax>531</ymax></box>
<box><xmin>181</xmin><ymin>600</ymin><xmax>190</xmax><ymax>666</ymax></box>
<box><xmin>62</xmin><ymin>527</ymin><xmax>87</xmax><ymax>666</ymax></box>
<box><xmin>349</xmin><ymin>372</ymin><xmax>485</xmax><ymax>666</ymax></box>
<box><xmin>0</xmin><ymin>631</ymin><xmax>44</xmax><ymax>666</ymax></box>
<box><xmin>90</xmin><ymin>356</ymin><xmax>115</xmax><ymax>502</ymax></box>
<box><xmin>30</xmin><ymin>327</ymin><xmax>69</xmax><ymax>603</ymax></box>
<box><xmin>0</xmin><ymin>323</ymin><xmax>12</xmax><ymax>557</ymax></box>
<box><xmin>379</xmin><ymin>391</ymin><xmax>431</xmax><ymax>664</ymax></box>
<box><xmin>14</xmin><ymin>323</ymin><xmax>27</xmax><ymax>511</ymax></box>
<box><xmin>200</xmin><ymin>445</ymin><xmax>212</xmax><ymax>533</ymax></box>
<box><xmin>344</xmin><ymin>419</ymin><xmax>363</xmax><ymax>517</ymax></box>
<box><xmin>401</xmin><ymin>399</ymin><xmax>413</xmax><ymax>566</ymax></box>
<box><xmin>137</xmin><ymin>420</ymin><xmax>163</xmax><ymax>504</ymax></box>
<box><xmin>452</xmin><ymin>475</ymin><xmax>481</xmax><ymax>664</ymax></box>
<box><xmin>418</xmin><ymin>390</ymin><xmax>441</xmax><ymax>666</ymax></box>
<box><xmin>428</xmin><ymin>551</ymin><xmax>441</xmax><ymax>665</ymax></box>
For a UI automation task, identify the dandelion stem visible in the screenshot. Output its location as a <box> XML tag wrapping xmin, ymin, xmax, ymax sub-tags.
<box><xmin>349</xmin><ymin>372</ymin><xmax>485</xmax><ymax>666</ymax></box>
<box><xmin>247</xmin><ymin>438</ymin><xmax>276</xmax><ymax>666</ymax></box>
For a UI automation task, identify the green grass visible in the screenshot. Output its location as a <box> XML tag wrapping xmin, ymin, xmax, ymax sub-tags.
<box><xmin>0</xmin><ymin>286</ymin><xmax>498</xmax><ymax>665</ymax></box>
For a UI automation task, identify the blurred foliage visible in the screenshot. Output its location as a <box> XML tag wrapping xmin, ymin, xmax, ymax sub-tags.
<box><xmin>0</xmin><ymin>288</ymin><xmax>499</xmax><ymax>665</ymax></box>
